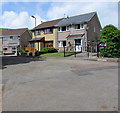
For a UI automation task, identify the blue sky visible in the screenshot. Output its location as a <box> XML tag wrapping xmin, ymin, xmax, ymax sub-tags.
<box><xmin>0</xmin><ymin>2</ymin><xmax>118</xmax><ymax>29</ymax></box>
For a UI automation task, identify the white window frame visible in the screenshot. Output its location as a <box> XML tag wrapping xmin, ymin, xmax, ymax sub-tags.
<box><xmin>3</xmin><ymin>37</ymin><xmax>10</xmax><ymax>41</ymax></box>
<box><xmin>58</xmin><ymin>26</ymin><xmax>70</xmax><ymax>32</ymax></box>
<box><xmin>58</xmin><ymin>40</ymin><xmax>66</xmax><ymax>47</ymax></box>
<box><xmin>74</xmin><ymin>24</ymin><xmax>84</xmax><ymax>30</ymax></box>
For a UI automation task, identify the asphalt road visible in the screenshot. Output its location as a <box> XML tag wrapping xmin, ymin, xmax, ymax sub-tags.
<box><xmin>1</xmin><ymin>56</ymin><xmax>119</xmax><ymax>111</ymax></box>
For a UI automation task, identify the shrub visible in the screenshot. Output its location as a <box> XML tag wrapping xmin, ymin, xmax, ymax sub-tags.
<box><xmin>41</xmin><ymin>47</ymin><xmax>58</xmax><ymax>53</ymax></box>
<box><xmin>18</xmin><ymin>50</ymin><xmax>26</xmax><ymax>53</ymax></box>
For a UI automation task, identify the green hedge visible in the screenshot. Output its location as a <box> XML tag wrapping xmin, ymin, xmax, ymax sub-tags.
<box><xmin>18</xmin><ymin>49</ymin><xmax>28</xmax><ymax>53</ymax></box>
<box><xmin>41</xmin><ymin>47</ymin><xmax>58</xmax><ymax>53</ymax></box>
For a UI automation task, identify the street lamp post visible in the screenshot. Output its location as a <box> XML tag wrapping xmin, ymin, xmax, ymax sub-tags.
<box><xmin>31</xmin><ymin>16</ymin><xmax>36</xmax><ymax>28</ymax></box>
<box><xmin>31</xmin><ymin>16</ymin><xmax>37</xmax><ymax>52</ymax></box>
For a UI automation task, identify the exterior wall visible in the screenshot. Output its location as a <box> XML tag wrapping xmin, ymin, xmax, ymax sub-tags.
<box><xmin>57</xmin><ymin>24</ymin><xmax>87</xmax><ymax>52</ymax></box>
<box><xmin>0</xmin><ymin>37</ymin><xmax>2</xmax><ymax>54</ymax></box>
<box><xmin>20</xmin><ymin>30</ymin><xmax>32</xmax><ymax>50</ymax></box>
<box><xmin>2</xmin><ymin>30</ymin><xmax>32</xmax><ymax>54</ymax></box>
<box><xmin>58</xmin><ymin>25</ymin><xmax>86</xmax><ymax>41</ymax></box>
<box><xmin>87</xmin><ymin>14</ymin><xmax>101</xmax><ymax>51</ymax></box>
<box><xmin>3</xmin><ymin>39</ymin><xmax>19</xmax><ymax>54</ymax></box>
<box><xmin>32</xmin><ymin>28</ymin><xmax>57</xmax><ymax>51</ymax></box>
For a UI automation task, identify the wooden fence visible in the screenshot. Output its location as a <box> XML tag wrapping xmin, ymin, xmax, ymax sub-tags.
<box><xmin>25</xmin><ymin>47</ymin><xmax>35</xmax><ymax>52</ymax></box>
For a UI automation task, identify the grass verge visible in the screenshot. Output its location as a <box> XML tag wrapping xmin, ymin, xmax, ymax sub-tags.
<box><xmin>40</xmin><ymin>52</ymin><xmax>75</xmax><ymax>57</ymax></box>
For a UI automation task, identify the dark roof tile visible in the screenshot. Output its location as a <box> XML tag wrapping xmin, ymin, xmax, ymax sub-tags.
<box><xmin>32</xmin><ymin>18</ymin><xmax>63</xmax><ymax>30</ymax></box>
<box><xmin>0</xmin><ymin>28</ymin><xmax>28</xmax><ymax>37</ymax></box>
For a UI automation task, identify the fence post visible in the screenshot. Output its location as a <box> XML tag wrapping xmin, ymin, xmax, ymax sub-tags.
<box><xmin>74</xmin><ymin>45</ymin><xmax>76</xmax><ymax>57</ymax></box>
<box><xmin>64</xmin><ymin>46</ymin><xmax>65</xmax><ymax>57</ymax></box>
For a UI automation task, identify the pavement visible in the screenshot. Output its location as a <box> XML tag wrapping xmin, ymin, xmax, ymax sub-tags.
<box><xmin>1</xmin><ymin>56</ymin><xmax>119</xmax><ymax>111</ymax></box>
<box><xmin>43</xmin><ymin>52</ymin><xmax>120</xmax><ymax>62</ymax></box>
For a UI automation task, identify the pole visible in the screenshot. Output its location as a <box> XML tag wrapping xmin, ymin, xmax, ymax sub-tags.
<box><xmin>74</xmin><ymin>44</ymin><xmax>76</xmax><ymax>57</ymax></box>
<box><xmin>64</xmin><ymin>46</ymin><xmax>65</xmax><ymax>57</ymax></box>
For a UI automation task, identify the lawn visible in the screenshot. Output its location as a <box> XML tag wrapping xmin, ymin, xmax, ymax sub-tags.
<box><xmin>40</xmin><ymin>52</ymin><xmax>75</xmax><ymax>57</ymax></box>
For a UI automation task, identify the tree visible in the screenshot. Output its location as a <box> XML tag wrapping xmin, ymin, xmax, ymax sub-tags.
<box><xmin>100</xmin><ymin>25</ymin><xmax>120</xmax><ymax>57</ymax></box>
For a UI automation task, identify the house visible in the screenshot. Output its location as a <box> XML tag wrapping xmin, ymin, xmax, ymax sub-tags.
<box><xmin>30</xmin><ymin>18</ymin><xmax>63</xmax><ymax>51</ymax></box>
<box><xmin>0</xmin><ymin>28</ymin><xmax>32</xmax><ymax>55</ymax></box>
<box><xmin>55</xmin><ymin>12</ymin><xmax>102</xmax><ymax>52</ymax></box>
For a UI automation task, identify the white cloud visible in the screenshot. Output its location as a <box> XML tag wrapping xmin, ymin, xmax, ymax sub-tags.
<box><xmin>0</xmin><ymin>11</ymin><xmax>45</xmax><ymax>29</ymax></box>
<box><xmin>47</xmin><ymin>2</ymin><xmax>118</xmax><ymax>28</ymax></box>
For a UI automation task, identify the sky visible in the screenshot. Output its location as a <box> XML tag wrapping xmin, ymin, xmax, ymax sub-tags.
<box><xmin>0</xmin><ymin>1</ymin><xmax>119</xmax><ymax>29</ymax></box>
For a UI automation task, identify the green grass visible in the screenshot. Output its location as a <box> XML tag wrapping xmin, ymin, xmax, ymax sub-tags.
<box><xmin>40</xmin><ymin>52</ymin><xmax>75</xmax><ymax>57</ymax></box>
<box><xmin>0</xmin><ymin>28</ymin><xmax>12</xmax><ymax>30</ymax></box>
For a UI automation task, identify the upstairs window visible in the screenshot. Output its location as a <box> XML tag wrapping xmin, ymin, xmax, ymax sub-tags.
<box><xmin>94</xmin><ymin>26</ymin><xmax>96</xmax><ymax>32</ymax></box>
<box><xmin>58</xmin><ymin>26</ymin><xmax>70</xmax><ymax>32</ymax></box>
<box><xmin>75</xmin><ymin>24</ymin><xmax>84</xmax><ymax>29</ymax></box>
<box><xmin>13</xmin><ymin>36</ymin><xmax>19</xmax><ymax>40</ymax></box>
<box><xmin>75</xmin><ymin>24</ymin><xmax>80</xmax><ymax>29</ymax></box>
<box><xmin>10</xmin><ymin>36</ymin><xmax>13</xmax><ymax>39</ymax></box>
<box><xmin>3</xmin><ymin>37</ymin><xmax>10</xmax><ymax>41</ymax></box>
<box><xmin>80</xmin><ymin>24</ymin><xmax>84</xmax><ymax>29</ymax></box>
<box><xmin>66</xmin><ymin>26</ymin><xmax>70</xmax><ymax>31</ymax></box>
<box><xmin>58</xmin><ymin>27</ymin><xmax>61</xmax><ymax>31</ymax></box>
<box><xmin>35</xmin><ymin>30</ymin><xmax>41</xmax><ymax>35</ymax></box>
<box><xmin>61</xmin><ymin>26</ymin><xmax>66</xmax><ymax>31</ymax></box>
<box><xmin>44</xmin><ymin>28</ymin><xmax>53</xmax><ymax>34</ymax></box>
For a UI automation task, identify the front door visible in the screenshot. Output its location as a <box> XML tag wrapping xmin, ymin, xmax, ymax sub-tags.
<box><xmin>75</xmin><ymin>39</ymin><xmax>82</xmax><ymax>52</ymax></box>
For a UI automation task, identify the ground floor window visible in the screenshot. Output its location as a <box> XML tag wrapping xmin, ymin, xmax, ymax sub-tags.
<box><xmin>75</xmin><ymin>39</ymin><xmax>81</xmax><ymax>45</ymax></box>
<box><xmin>58</xmin><ymin>41</ymin><xmax>66</xmax><ymax>47</ymax></box>
<box><xmin>45</xmin><ymin>41</ymin><xmax>53</xmax><ymax>47</ymax></box>
<box><xmin>12</xmin><ymin>47</ymin><xmax>17</xmax><ymax>53</ymax></box>
<box><xmin>3</xmin><ymin>47</ymin><xmax>8</xmax><ymax>51</ymax></box>
<box><xmin>31</xmin><ymin>43</ymin><xmax>35</xmax><ymax>48</ymax></box>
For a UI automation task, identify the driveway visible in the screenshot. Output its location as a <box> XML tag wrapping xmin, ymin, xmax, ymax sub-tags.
<box><xmin>1</xmin><ymin>56</ymin><xmax>118</xmax><ymax>111</ymax></box>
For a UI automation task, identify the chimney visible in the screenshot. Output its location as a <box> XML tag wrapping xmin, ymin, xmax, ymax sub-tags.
<box><xmin>67</xmin><ymin>15</ymin><xmax>69</xmax><ymax>19</ymax></box>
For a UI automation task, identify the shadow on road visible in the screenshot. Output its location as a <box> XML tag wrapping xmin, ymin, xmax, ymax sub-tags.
<box><xmin>0</xmin><ymin>56</ymin><xmax>46</xmax><ymax>69</ymax></box>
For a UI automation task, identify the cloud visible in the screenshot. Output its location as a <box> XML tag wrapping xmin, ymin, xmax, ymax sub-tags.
<box><xmin>47</xmin><ymin>2</ymin><xmax>118</xmax><ymax>28</ymax></box>
<box><xmin>0</xmin><ymin>11</ymin><xmax>45</xmax><ymax>29</ymax></box>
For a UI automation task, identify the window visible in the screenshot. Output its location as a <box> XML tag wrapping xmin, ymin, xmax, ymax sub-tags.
<box><xmin>58</xmin><ymin>41</ymin><xmax>66</xmax><ymax>47</ymax></box>
<box><xmin>75</xmin><ymin>24</ymin><xmax>80</xmax><ymax>29</ymax></box>
<box><xmin>61</xmin><ymin>26</ymin><xmax>66</xmax><ymax>31</ymax></box>
<box><xmin>44</xmin><ymin>28</ymin><xmax>53</xmax><ymax>34</ymax></box>
<box><xmin>13</xmin><ymin>36</ymin><xmax>19</xmax><ymax>40</ymax></box>
<box><xmin>75</xmin><ymin>39</ymin><xmax>81</xmax><ymax>45</ymax></box>
<box><xmin>58</xmin><ymin>27</ymin><xmax>61</xmax><ymax>31</ymax></box>
<box><xmin>35</xmin><ymin>30</ymin><xmax>41</xmax><ymax>35</ymax></box>
<box><xmin>10</xmin><ymin>36</ymin><xmax>13</xmax><ymax>39</ymax></box>
<box><xmin>3</xmin><ymin>47</ymin><xmax>7</xmax><ymax>50</ymax></box>
<box><xmin>94</xmin><ymin>27</ymin><xmax>96</xmax><ymax>32</ymax></box>
<box><xmin>66</xmin><ymin>26</ymin><xmax>70</xmax><ymax>31</ymax></box>
<box><xmin>80</xmin><ymin>24</ymin><xmax>84</xmax><ymax>29</ymax></box>
<box><xmin>31</xmin><ymin>43</ymin><xmax>34</xmax><ymax>47</ymax></box>
<box><xmin>75</xmin><ymin>24</ymin><xmax>84</xmax><ymax>29</ymax></box>
<box><xmin>3</xmin><ymin>37</ymin><xmax>10</xmax><ymax>41</ymax></box>
<box><xmin>12</xmin><ymin>47</ymin><xmax>17</xmax><ymax>53</ymax></box>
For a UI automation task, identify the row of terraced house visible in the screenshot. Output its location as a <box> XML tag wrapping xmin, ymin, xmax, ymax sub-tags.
<box><xmin>0</xmin><ymin>12</ymin><xmax>102</xmax><ymax>55</ymax></box>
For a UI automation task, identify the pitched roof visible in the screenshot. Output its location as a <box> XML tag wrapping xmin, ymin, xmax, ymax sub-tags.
<box><xmin>32</xmin><ymin>18</ymin><xmax>63</xmax><ymax>30</ymax></box>
<box><xmin>55</xmin><ymin>12</ymin><xmax>96</xmax><ymax>26</ymax></box>
<box><xmin>0</xmin><ymin>28</ymin><xmax>28</xmax><ymax>37</ymax></box>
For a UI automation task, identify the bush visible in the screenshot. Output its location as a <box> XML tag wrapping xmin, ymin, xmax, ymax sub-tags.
<box><xmin>35</xmin><ymin>50</ymin><xmax>40</xmax><ymax>56</ymax></box>
<box><xmin>18</xmin><ymin>50</ymin><xmax>26</xmax><ymax>53</ymax></box>
<box><xmin>41</xmin><ymin>47</ymin><xmax>58</xmax><ymax>53</ymax></box>
<box><xmin>100</xmin><ymin>25</ymin><xmax>120</xmax><ymax>58</ymax></box>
